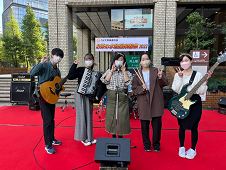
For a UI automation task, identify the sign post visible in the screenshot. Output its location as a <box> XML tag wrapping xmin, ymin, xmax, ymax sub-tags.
<box><xmin>190</xmin><ymin>50</ymin><xmax>210</xmax><ymax>101</ymax></box>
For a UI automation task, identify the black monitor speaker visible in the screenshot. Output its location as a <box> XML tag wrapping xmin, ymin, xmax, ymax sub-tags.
<box><xmin>95</xmin><ymin>137</ymin><xmax>131</xmax><ymax>166</ymax></box>
<box><xmin>217</xmin><ymin>97</ymin><xmax>226</xmax><ymax>108</ymax></box>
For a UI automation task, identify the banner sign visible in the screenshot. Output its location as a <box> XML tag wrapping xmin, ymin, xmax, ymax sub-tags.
<box><xmin>95</xmin><ymin>37</ymin><xmax>148</xmax><ymax>52</ymax></box>
<box><xmin>125</xmin><ymin>14</ymin><xmax>152</xmax><ymax>29</ymax></box>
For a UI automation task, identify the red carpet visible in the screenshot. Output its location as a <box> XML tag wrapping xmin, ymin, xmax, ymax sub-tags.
<box><xmin>0</xmin><ymin>106</ymin><xmax>226</xmax><ymax>170</ymax></box>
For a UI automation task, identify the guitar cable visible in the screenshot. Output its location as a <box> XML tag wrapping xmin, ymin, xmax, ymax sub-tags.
<box><xmin>33</xmin><ymin>114</ymin><xmax>95</xmax><ymax>170</ymax></box>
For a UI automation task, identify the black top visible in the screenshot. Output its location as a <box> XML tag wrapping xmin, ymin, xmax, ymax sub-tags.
<box><xmin>67</xmin><ymin>63</ymin><xmax>86</xmax><ymax>84</ymax></box>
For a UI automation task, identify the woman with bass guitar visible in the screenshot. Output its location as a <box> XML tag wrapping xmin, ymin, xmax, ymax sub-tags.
<box><xmin>172</xmin><ymin>53</ymin><xmax>213</xmax><ymax>159</ymax></box>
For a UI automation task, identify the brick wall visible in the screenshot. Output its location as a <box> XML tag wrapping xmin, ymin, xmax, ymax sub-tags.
<box><xmin>202</xmin><ymin>92</ymin><xmax>226</xmax><ymax>109</ymax></box>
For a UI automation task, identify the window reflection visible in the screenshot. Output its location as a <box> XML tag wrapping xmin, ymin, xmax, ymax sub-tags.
<box><xmin>111</xmin><ymin>9</ymin><xmax>123</xmax><ymax>30</ymax></box>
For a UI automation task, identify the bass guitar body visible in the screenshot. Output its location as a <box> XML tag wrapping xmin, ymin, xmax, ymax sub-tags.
<box><xmin>168</xmin><ymin>84</ymin><xmax>197</xmax><ymax>119</ymax></box>
<box><xmin>38</xmin><ymin>76</ymin><xmax>65</xmax><ymax>104</ymax></box>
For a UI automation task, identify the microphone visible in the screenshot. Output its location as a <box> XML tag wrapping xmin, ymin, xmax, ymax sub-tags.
<box><xmin>117</xmin><ymin>66</ymin><xmax>121</xmax><ymax>72</ymax></box>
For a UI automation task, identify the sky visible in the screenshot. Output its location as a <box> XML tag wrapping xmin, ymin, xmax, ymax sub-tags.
<box><xmin>0</xmin><ymin>0</ymin><xmax>3</xmax><ymax>34</ymax></box>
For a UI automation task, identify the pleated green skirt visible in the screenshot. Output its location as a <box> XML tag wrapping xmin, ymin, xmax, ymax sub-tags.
<box><xmin>105</xmin><ymin>90</ymin><xmax>131</xmax><ymax>135</ymax></box>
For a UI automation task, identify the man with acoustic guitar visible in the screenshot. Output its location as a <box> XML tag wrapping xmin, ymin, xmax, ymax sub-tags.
<box><xmin>30</xmin><ymin>48</ymin><xmax>64</xmax><ymax>154</ymax></box>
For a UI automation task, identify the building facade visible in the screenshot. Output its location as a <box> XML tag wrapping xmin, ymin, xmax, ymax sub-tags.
<box><xmin>48</xmin><ymin>0</ymin><xmax>226</xmax><ymax>77</ymax></box>
<box><xmin>2</xmin><ymin>0</ymin><xmax>48</xmax><ymax>32</ymax></box>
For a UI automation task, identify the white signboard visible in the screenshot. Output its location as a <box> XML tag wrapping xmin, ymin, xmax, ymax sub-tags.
<box><xmin>192</xmin><ymin>65</ymin><xmax>207</xmax><ymax>101</ymax></box>
<box><xmin>95</xmin><ymin>37</ymin><xmax>148</xmax><ymax>52</ymax></box>
<box><xmin>125</xmin><ymin>14</ymin><xmax>152</xmax><ymax>29</ymax></box>
<box><xmin>193</xmin><ymin>51</ymin><xmax>200</xmax><ymax>58</ymax></box>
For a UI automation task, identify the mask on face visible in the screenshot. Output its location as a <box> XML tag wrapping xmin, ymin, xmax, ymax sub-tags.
<box><xmin>115</xmin><ymin>61</ymin><xmax>123</xmax><ymax>68</ymax></box>
<box><xmin>140</xmin><ymin>60</ymin><xmax>151</xmax><ymax>68</ymax></box>
<box><xmin>53</xmin><ymin>56</ymin><xmax>62</xmax><ymax>64</ymax></box>
<box><xmin>180</xmin><ymin>61</ymin><xmax>191</xmax><ymax>70</ymax></box>
<box><xmin>85</xmin><ymin>60</ymin><xmax>93</xmax><ymax>67</ymax></box>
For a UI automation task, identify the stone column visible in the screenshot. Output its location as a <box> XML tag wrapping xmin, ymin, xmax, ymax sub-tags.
<box><xmin>76</xmin><ymin>29</ymin><xmax>91</xmax><ymax>67</ymax></box>
<box><xmin>48</xmin><ymin>0</ymin><xmax>73</xmax><ymax>77</ymax></box>
<box><xmin>153</xmin><ymin>0</ymin><xmax>177</xmax><ymax>68</ymax></box>
<box><xmin>91</xmin><ymin>39</ymin><xmax>99</xmax><ymax>71</ymax></box>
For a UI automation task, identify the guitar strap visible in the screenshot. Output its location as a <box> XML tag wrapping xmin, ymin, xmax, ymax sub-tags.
<box><xmin>188</xmin><ymin>71</ymin><xmax>197</xmax><ymax>85</ymax></box>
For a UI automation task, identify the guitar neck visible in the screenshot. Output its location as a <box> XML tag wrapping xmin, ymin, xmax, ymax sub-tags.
<box><xmin>58</xmin><ymin>76</ymin><xmax>68</xmax><ymax>86</ymax></box>
<box><xmin>185</xmin><ymin>62</ymin><xmax>219</xmax><ymax>99</ymax></box>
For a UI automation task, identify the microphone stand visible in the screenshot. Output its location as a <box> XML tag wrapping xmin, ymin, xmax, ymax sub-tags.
<box><xmin>115</xmin><ymin>67</ymin><xmax>120</xmax><ymax>137</ymax></box>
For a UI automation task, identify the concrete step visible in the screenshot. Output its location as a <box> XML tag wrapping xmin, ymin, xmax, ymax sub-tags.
<box><xmin>0</xmin><ymin>94</ymin><xmax>10</xmax><ymax>98</ymax></box>
<box><xmin>0</xmin><ymin>75</ymin><xmax>78</xmax><ymax>103</ymax></box>
<box><xmin>0</xmin><ymin>87</ymin><xmax>10</xmax><ymax>91</ymax></box>
<box><xmin>0</xmin><ymin>91</ymin><xmax>10</xmax><ymax>94</ymax></box>
<box><xmin>0</xmin><ymin>98</ymin><xmax>10</xmax><ymax>102</ymax></box>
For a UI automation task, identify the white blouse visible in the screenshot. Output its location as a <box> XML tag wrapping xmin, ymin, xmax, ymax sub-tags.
<box><xmin>172</xmin><ymin>71</ymin><xmax>208</xmax><ymax>95</ymax></box>
<box><xmin>142</xmin><ymin>71</ymin><xmax>150</xmax><ymax>90</ymax></box>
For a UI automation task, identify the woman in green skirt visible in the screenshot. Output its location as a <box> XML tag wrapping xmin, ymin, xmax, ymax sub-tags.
<box><xmin>100</xmin><ymin>53</ymin><xmax>133</xmax><ymax>138</ymax></box>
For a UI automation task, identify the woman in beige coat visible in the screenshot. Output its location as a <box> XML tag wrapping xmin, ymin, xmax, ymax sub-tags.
<box><xmin>132</xmin><ymin>53</ymin><xmax>168</xmax><ymax>152</ymax></box>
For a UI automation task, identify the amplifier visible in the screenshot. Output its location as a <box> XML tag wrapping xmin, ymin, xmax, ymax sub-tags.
<box><xmin>11</xmin><ymin>73</ymin><xmax>34</xmax><ymax>82</ymax></box>
<box><xmin>10</xmin><ymin>81</ymin><xmax>35</xmax><ymax>103</ymax></box>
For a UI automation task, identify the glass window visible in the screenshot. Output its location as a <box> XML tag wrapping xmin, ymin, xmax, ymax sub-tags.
<box><xmin>111</xmin><ymin>9</ymin><xmax>123</xmax><ymax>30</ymax></box>
<box><xmin>176</xmin><ymin>5</ymin><xmax>226</xmax><ymax>60</ymax></box>
<box><xmin>125</xmin><ymin>8</ymin><xmax>153</xmax><ymax>30</ymax></box>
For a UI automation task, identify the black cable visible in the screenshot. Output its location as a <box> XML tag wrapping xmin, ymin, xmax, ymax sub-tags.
<box><xmin>0</xmin><ymin>106</ymin><xmax>17</xmax><ymax>111</ymax></box>
<box><xmin>33</xmin><ymin>115</ymin><xmax>76</xmax><ymax>170</ymax></box>
<box><xmin>71</xmin><ymin>161</ymin><xmax>95</xmax><ymax>170</ymax></box>
<box><xmin>32</xmin><ymin>108</ymin><xmax>96</xmax><ymax>169</ymax></box>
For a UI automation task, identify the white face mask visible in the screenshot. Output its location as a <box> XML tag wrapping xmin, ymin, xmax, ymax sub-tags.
<box><xmin>115</xmin><ymin>61</ymin><xmax>123</xmax><ymax>68</ymax></box>
<box><xmin>180</xmin><ymin>61</ymin><xmax>191</xmax><ymax>70</ymax></box>
<box><xmin>85</xmin><ymin>60</ymin><xmax>93</xmax><ymax>67</ymax></box>
<box><xmin>53</xmin><ymin>56</ymin><xmax>62</xmax><ymax>64</ymax></box>
<box><xmin>140</xmin><ymin>60</ymin><xmax>151</xmax><ymax>68</ymax></box>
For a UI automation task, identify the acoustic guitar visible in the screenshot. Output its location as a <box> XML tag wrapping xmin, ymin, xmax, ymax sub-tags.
<box><xmin>168</xmin><ymin>52</ymin><xmax>226</xmax><ymax>119</ymax></box>
<box><xmin>36</xmin><ymin>76</ymin><xmax>68</xmax><ymax>104</ymax></box>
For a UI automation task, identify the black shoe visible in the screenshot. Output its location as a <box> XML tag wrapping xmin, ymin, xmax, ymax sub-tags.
<box><xmin>154</xmin><ymin>146</ymin><xmax>160</xmax><ymax>152</ymax></box>
<box><xmin>144</xmin><ymin>146</ymin><xmax>151</xmax><ymax>152</ymax></box>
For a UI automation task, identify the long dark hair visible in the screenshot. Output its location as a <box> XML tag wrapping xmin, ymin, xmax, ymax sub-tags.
<box><xmin>110</xmin><ymin>52</ymin><xmax>128</xmax><ymax>70</ymax></box>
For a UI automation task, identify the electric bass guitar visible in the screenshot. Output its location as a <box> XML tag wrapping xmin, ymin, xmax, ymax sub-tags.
<box><xmin>168</xmin><ymin>52</ymin><xmax>226</xmax><ymax>119</ymax></box>
<box><xmin>36</xmin><ymin>76</ymin><xmax>68</xmax><ymax>104</ymax></box>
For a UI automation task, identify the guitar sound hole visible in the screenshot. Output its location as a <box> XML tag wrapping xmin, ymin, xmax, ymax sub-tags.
<box><xmin>55</xmin><ymin>83</ymin><xmax>60</xmax><ymax>90</ymax></box>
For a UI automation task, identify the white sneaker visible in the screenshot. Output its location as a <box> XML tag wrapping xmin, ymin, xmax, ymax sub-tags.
<box><xmin>185</xmin><ymin>148</ymin><xmax>196</xmax><ymax>159</ymax></box>
<box><xmin>81</xmin><ymin>140</ymin><xmax>91</xmax><ymax>146</ymax></box>
<box><xmin>179</xmin><ymin>147</ymin><xmax>186</xmax><ymax>158</ymax></box>
<box><xmin>91</xmin><ymin>139</ymin><xmax>97</xmax><ymax>144</ymax></box>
